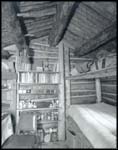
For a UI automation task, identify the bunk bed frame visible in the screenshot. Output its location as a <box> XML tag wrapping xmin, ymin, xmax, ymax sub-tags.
<box><xmin>64</xmin><ymin>43</ymin><xmax>116</xmax><ymax>148</ymax></box>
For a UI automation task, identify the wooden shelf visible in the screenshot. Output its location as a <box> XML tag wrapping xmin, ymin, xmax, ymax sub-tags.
<box><xmin>66</xmin><ymin>66</ymin><xmax>116</xmax><ymax>80</ymax></box>
<box><xmin>2</xmin><ymin>72</ymin><xmax>17</xmax><ymax>80</ymax></box>
<box><xmin>70</xmin><ymin>57</ymin><xmax>93</xmax><ymax>61</ymax></box>
<box><xmin>18</xmin><ymin>93</ymin><xmax>58</xmax><ymax>96</ymax></box>
<box><xmin>18</xmin><ymin>70</ymin><xmax>59</xmax><ymax>73</ymax></box>
<box><xmin>37</xmin><ymin>120</ymin><xmax>58</xmax><ymax>124</ymax></box>
<box><xmin>17</xmin><ymin>107</ymin><xmax>59</xmax><ymax>111</ymax></box>
<box><xmin>20</xmin><ymin>97</ymin><xmax>58</xmax><ymax>102</ymax></box>
<box><xmin>18</xmin><ymin>83</ymin><xmax>59</xmax><ymax>85</ymax></box>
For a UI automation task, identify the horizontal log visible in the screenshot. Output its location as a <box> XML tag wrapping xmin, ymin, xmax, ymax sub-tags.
<box><xmin>66</xmin><ymin>66</ymin><xmax>116</xmax><ymax>80</ymax></box>
<box><xmin>102</xmin><ymin>97</ymin><xmax>116</xmax><ymax>106</ymax></box>
<box><xmin>74</xmin><ymin>21</ymin><xmax>116</xmax><ymax>57</ymax></box>
<box><xmin>70</xmin><ymin>57</ymin><xmax>93</xmax><ymax>61</ymax></box>
<box><xmin>71</xmin><ymin>96</ymin><xmax>96</xmax><ymax>104</ymax></box>
<box><xmin>71</xmin><ymin>80</ymin><xmax>95</xmax><ymax>84</ymax></box>
<box><xmin>101</xmin><ymin>85</ymin><xmax>116</xmax><ymax>93</ymax></box>
<box><xmin>102</xmin><ymin>93</ymin><xmax>116</xmax><ymax>100</ymax></box>
<box><xmin>101</xmin><ymin>80</ymin><xmax>116</xmax><ymax>85</ymax></box>
<box><xmin>71</xmin><ymin>90</ymin><xmax>96</xmax><ymax>96</ymax></box>
<box><xmin>71</xmin><ymin>83</ymin><xmax>95</xmax><ymax>90</ymax></box>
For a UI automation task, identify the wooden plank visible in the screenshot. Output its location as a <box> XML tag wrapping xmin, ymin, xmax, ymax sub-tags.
<box><xmin>71</xmin><ymin>96</ymin><xmax>96</xmax><ymax>104</ymax></box>
<box><xmin>102</xmin><ymin>97</ymin><xmax>116</xmax><ymax>106</ymax></box>
<box><xmin>71</xmin><ymin>83</ymin><xmax>95</xmax><ymax>90</ymax></box>
<box><xmin>71</xmin><ymin>95</ymin><xmax>96</xmax><ymax>98</ymax></box>
<box><xmin>49</xmin><ymin>2</ymin><xmax>79</xmax><ymax>46</ymax></box>
<box><xmin>95</xmin><ymin>78</ymin><xmax>101</xmax><ymax>103</ymax></box>
<box><xmin>101</xmin><ymin>80</ymin><xmax>116</xmax><ymax>84</ymax></box>
<box><xmin>101</xmin><ymin>85</ymin><xmax>116</xmax><ymax>93</ymax></box>
<box><xmin>74</xmin><ymin>21</ymin><xmax>116</xmax><ymax>57</ymax></box>
<box><xmin>102</xmin><ymin>93</ymin><xmax>116</xmax><ymax>101</ymax></box>
<box><xmin>17</xmin><ymin>7</ymin><xmax>56</xmax><ymax>17</ymax></box>
<box><xmin>58</xmin><ymin>41</ymin><xmax>65</xmax><ymax>141</ymax></box>
<box><xmin>66</xmin><ymin>66</ymin><xmax>116</xmax><ymax>80</ymax></box>
<box><xmin>71</xmin><ymin>90</ymin><xmax>96</xmax><ymax>96</ymax></box>
<box><xmin>70</xmin><ymin>57</ymin><xmax>93</xmax><ymax>61</ymax></box>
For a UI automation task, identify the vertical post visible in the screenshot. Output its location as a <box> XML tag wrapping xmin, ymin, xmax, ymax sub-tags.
<box><xmin>64</xmin><ymin>45</ymin><xmax>71</xmax><ymax>113</ymax></box>
<box><xmin>16</xmin><ymin>50</ymin><xmax>19</xmax><ymax>134</ymax></box>
<box><xmin>64</xmin><ymin>43</ymin><xmax>71</xmax><ymax>142</ymax></box>
<box><xmin>95</xmin><ymin>78</ymin><xmax>102</xmax><ymax>103</ymax></box>
<box><xmin>58</xmin><ymin>41</ymin><xmax>65</xmax><ymax>141</ymax></box>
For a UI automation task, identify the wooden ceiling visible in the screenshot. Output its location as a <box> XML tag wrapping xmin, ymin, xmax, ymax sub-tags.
<box><xmin>2</xmin><ymin>1</ymin><xmax>116</xmax><ymax>58</ymax></box>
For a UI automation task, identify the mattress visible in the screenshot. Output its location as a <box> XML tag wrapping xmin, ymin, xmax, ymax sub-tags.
<box><xmin>68</xmin><ymin>102</ymin><xmax>116</xmax><ymax>148</ymax></box>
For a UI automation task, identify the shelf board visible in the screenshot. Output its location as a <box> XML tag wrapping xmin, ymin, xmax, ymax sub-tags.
<box><xmin>18</xmin><ymin>70</ymin><xmax>60</xmax><ymax>73</ymax></box>
<box><xmin>70</xmin><ymin>57</ymin><xmax>93</xmax><ymax>61</ymax></box>
<box><xmin>66</xmin><ymin>66</ymin><xmax>116</xmax><ymax>80</ymax></box>
<box><xmin>18</xmin><ymin>93</ymin><xmax>58</xmax><ymax>95</ymax></box>
<box><xmin>17</xmin><ymin>107</ymin><xmax>59</xmax><ymax>111</ymax></box>
<box><xmin>37</xmin><ymin>120</ymin><xmax>58</xmax><ymax>124</ymax></box>
<box><xmin>18</xmin><ymin>83</ymin><xmax>59</xmax><ymax>85</ymax></box>
<box><xmin>27</xmin><ymin>55</ymin><xmax>58</xmax><ymax>60</ymax></box>
<box><xmin>20</xmin><ymin>97</ymin><xmax>58</xmax><ymax>102</ymax></box>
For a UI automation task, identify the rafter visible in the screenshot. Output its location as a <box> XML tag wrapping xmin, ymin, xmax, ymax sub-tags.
<box><xmin>48</xmin><ymin>2</ymin><xmax>79</xmax><ymax>46</ymax></box>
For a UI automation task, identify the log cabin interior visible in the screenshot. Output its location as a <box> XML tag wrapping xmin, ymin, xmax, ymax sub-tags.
<box><xmin>1</xmin><ymin>1</ymin><xmax>117</xmax><ymax>149</ymax></box>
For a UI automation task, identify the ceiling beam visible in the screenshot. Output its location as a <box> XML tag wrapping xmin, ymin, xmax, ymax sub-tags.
<box><xmin>48</xmin><ymin>2</ymin><xmax>79</xmax><ymax>46</ymax></box>
<box><xmin>74</xmin><ymin>21</ymin><xmax>116</xmax><ymax>57</ymax></box>
<box><xmin>2</xmin><ymin>2</ymin><xmax>28</xmax><ymax>56</ymax></box>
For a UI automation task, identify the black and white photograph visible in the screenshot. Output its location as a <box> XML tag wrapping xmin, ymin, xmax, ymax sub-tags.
<box><xmin>1</xmin><ymin>1</ymin><xmax>116</xmax><ymax>149</ymax></box>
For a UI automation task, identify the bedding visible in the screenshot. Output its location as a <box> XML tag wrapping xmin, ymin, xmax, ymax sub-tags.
<box><xmin>68</xmin><ymin>102</ymin><xmax>116</xmax><ymax>148</ymax></box>
<box><xmin>2</xmin><ymin>113</ymin><xmax>13</xmax><ymax>145</ymax></box>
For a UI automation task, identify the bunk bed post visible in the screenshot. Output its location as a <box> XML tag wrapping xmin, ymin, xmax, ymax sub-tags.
<box><xmin>58</xmin><ymin>41</ymin><xmax>66</xmax><ymax>141</ymax></box>
<box><xmin>95</xmin><ymin>78</ymin><xmax>102</xmax><ymax>103</ymax></box>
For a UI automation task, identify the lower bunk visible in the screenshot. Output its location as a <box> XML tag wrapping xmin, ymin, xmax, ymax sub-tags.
<box><xmin>66</xmin><ymin>102</ymin><xmax>116</xmax><ymax>148</ymax></box>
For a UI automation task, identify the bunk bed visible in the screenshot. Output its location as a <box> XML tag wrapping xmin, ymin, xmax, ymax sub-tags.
<box><xmin>66</xmin><ymin>66</ymin><xmax>116</xmax><ymax>148</ymax></box>
<box><xmin>67</xmin><ymin>103</ymin><xmax>116</xmax><ymax>148</ymax></box>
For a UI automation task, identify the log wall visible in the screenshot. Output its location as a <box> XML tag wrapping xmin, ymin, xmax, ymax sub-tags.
<box><xmin>70</xmin><ymin>79</ymin><xmax>96</xmax><ymax>104</ymax></box>
<box><xmin>101</xmin><ymin>76</ymin><xmax>116</xmax><ymax>105</ymax></box>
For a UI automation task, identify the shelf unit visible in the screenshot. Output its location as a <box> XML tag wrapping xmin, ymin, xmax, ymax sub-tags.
<box><xmin>16</xmin><ymin>43</ymin><xmax>65</xmax><ymax>143</ymax></box>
